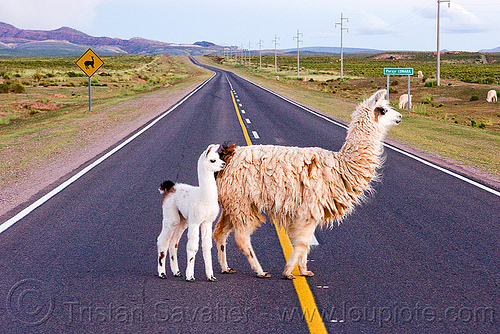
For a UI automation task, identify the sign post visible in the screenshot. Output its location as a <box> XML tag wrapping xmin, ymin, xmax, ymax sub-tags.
<box><xmin>384</xmin><ymin>68</ymin><xmax>413</xmax><ymax>113</ymax></box>
<box><xmin>75</xmin><ymin>48</ymin><xmax>104</xmax><ymax>112</ymax></box>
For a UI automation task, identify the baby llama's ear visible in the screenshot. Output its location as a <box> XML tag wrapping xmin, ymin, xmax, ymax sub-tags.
<box><xmin>205</xmin><ymin>144</ymin><xmax>220</xmax><ymax>156</ymax></box>
<box><xmin>367</xmin><ymin>89</ymin><xmax>388</xmax><ymax>108</ymax></box>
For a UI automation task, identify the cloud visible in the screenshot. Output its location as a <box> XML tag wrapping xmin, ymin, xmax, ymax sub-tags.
<box><xmin>357</xmin><ymin>13</ymin><xmax>393</xmax><ymax>36</ymax></box>
<box><xmin>442</xmin><ymin>3</ymin><xmax>486</xmax><ymax>33</ymax></box>
<box><xmin>419</xmin><ymin>2</ymin><xmax>487</xmax><ymax>34</ymax></box>
<box><xmin>0</xmin><ymin>0</ymin><xmax>105</xmax><ymax>31</ymax></box>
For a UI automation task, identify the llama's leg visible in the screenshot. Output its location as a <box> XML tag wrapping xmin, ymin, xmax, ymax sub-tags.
<box><xmin>283</xmin><ymin>222</ymin><xmax>317</xmax><ymax>279</ymax></box>
<box><xmin>213</xmin><ymin>212</ymin><xmax>236</xmax><ymax>274</ymax></box>
<box><xmin>185</xmin><ymin>221</ymin><xmax>200</xmax><ymax>282</ymax></box>
<box><xmin>234</xmin><ymin>226</ymin><xmax>270</xmax><ymax>278</ymax></box>
<box><xmin>200</xmin><ymin>221</ymin><xmax>216</xmax><ymax>282</ymax></box>
<box><xmin>157</xmin><ymin>220</ymin><xmax>176</xmax><ymax>279</ymax></box>
<box><xmin>168</xmin><ymin>219</ymin><xmax>187</xmax><ymax>277</ymax></box>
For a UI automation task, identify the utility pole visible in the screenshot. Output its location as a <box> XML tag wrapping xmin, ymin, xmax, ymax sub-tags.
<box><xmin>273</xmin><ymin>35</ymin><xmax>280</xmax><ymax>72</ymax></box>
<box><xmin>258</xmin><ymin>39</ymin><xmax>263</xmax><ymax>70</ymax></box>
<box><xmin>437</xmin><ymin>0</ymin><xmax>450</xmax><ymax>86</ymax></box>
<box><xmin>294</xmin><ymin>30</ymin><xmax>303</xmax><ymax>77</ymax></box>
<box><xmin>241</xmin><ymin>44</ymin><xmax>245</xmax><ymax>65</ymax></box>
<box><xmin>335</xmin><ymin>13</ymin><xmax>349</xmax><ymax>79</ymax></box>
<box><xmin>248</xmin><ymin>41</ymin><xmax>252</xmax><ymax>66</ymax></box>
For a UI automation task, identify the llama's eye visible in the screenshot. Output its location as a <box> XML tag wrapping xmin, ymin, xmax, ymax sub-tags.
<box><xmin>210</xmin><ymin>159</ymin><xmax>216</xmax><ymax>163</ymax></box>
<box><xmin>375</xmin><ymin>107</ymin><xmax>386</xmax><ymax>115</ymax></box>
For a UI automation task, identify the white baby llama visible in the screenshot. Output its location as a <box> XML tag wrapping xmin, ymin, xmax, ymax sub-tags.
<box><xmin>157</xmin><ymin>144</ymin><xmax>225</xmax><ymax>282</ymax></box>
<box><xmin>214</xmin><ymin>89</ymin><xmax>402</xmax><ymax>279</ymax></box>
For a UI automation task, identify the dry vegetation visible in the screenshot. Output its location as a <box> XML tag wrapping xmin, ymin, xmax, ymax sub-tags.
<box><xmin>203</xmin><ymin>53</ymin><xmax>500</xmax><ymax>178</ymax></box>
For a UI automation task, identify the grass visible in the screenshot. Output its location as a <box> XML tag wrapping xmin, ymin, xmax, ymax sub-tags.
<box><xmin>200</xmin><ymin>54</ymin><xmax>500</xmax><ymax>177</ymax></box>
<box><xmin>0</xmin><ymin>55</ymin><xmax>212</xmax><ymax>188</ymax></box>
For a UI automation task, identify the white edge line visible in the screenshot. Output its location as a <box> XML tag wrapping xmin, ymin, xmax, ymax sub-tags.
<box><xmin>0</xmin><ymin>73</ymin><xmax>217</xmax><ymax>234</ymax></box>
<box><xmin>231</xmin><ymin>72</ymin><xmax>500</xmax><ymax>197</ymax></box>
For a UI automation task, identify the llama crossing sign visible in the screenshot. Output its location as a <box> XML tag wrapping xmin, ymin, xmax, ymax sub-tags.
<box><xmin>75</xmin><ymin>48</ymin><xmax>104</xmax><ymax>77</ymax></box>
<box><xmin>76</xmin><ymin>49</ymin><xmax>104</xmax><ymax>112</ymax></box>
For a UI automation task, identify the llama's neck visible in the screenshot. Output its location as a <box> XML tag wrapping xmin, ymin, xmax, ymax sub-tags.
<box><xmin>338</xmin><ymin>107</ymin><xmax>383</xmax><ymax>190</ymax></box>
<box><xmin>197</xmin><ymin>168</ymin><xmax>218</xmax><ymax>200</ymax></box>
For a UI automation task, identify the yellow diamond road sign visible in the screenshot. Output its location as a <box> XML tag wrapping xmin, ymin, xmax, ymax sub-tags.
<box><xmin>75</xmin><ymin>48</ymin><xmax>104</xmax><ymax>77</ymax></box>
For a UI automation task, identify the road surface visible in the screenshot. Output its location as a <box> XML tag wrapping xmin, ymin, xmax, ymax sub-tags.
<box><xmin>0</xmin><ymin>58</ymin><xmax>498</xmax><ymax>333</ymax></box>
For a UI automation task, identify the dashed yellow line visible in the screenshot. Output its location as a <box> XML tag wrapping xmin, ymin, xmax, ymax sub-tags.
<box><xmin>230</xmin><ymin>90</ymin><xmax>328</xmax><ymax>334</ymax></box>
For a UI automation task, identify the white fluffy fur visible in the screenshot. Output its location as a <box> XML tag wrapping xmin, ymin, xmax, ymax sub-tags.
<box><xmin>214</xmin><ymin>90</ymin><xmax>402</xmax><ymax>279</ymax></box>
<box><xmin>486</xmin><ymin>90</ymin><xmax>497</xmax><ymax>102</ymax></box>
<box><xmin>157</xmin><ymin>144</ymin><xmax>225</xmax><ymax>282</ymax></box>
<box><xmin>398</xmin><ymin>94</ymin><xmax>412</xmax><ymax>109</ymax></box>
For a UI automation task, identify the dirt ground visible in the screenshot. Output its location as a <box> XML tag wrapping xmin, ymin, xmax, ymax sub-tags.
<box><xmin>0</xmin><ymin>82</ymin><xmax>204</xmax><ymax>219</ymax></box>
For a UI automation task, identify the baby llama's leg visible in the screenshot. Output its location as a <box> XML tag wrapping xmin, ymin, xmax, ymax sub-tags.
<box><xmin>168</xmin><ymin>219</ymin><xmax>187</xmax><ymax>277</ymax></box>
<box><xmin>200</xmin><ymin>220</ymin><xmax>216</xmax><ymax>281</ymax></box>
<box><xmin>213</xmin><ymin>211</ymin><xmax>236</xmax><ymax>274</ymax></box>
<box><xmin>157</xmin><ymin>221</ymin><xmax>175</xmax><ymax>279</ymax></box>
<box><xmin>185</xmin><ymin>220</ymin><xmax>200</xmax><ymax>282</ymax></box>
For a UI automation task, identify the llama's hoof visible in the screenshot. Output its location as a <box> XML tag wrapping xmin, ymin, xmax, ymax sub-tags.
<box><xmin>174</xmin><ymin>272</ymin><xmax>183</xmax><ymax>277</ymax></box>
<box><xmin>283</xmin><ymin>274</ymin><xmax>296</xmax><ymax>280</ymax></box>
<box><xmin>258</xmin><ymin>272</ymin><xmax>272</xmax><ymax>279</ymax></box>
<box><xmin>186</xmin><ymin>277</ymin><xmax>195</xmax><ymax>283</ymax></box>
<box><xmin>301</xmin><ymin>271</ymin><xmax>315</xmax><ymax>277</ymax></box>
<box><xmin>159</xmin><ymin>273</ymin><xmax>167</xmax><ymax>279</ymax></box>
<box><xmin>222</xmin><ymin>268</ymin><xmax>236</xmax><ymax>274</ymax></box>
<box><xmin>208</xmin><ymin>276</ymin><xmax>217</xmax><ymax>282</ymax></box>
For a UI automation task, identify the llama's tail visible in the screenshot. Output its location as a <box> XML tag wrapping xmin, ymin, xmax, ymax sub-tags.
<box><xmin>158</xmin><ymin>180</ymin><xmax>175</xmax><ymax>194</ymax></box>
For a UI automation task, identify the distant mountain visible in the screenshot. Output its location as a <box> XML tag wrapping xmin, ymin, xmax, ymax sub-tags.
<box><xmin>0</xmin><ymin>22</ymin><xmax>224</xmax><ymax>57</ymax></box>
<box><xmin>479</xmin><ymin>46</ymin><xmax>500</xmax><ymax>53</ymax></box>
<box><xmin>281</xmin><ymin>46</ymin><xmax>382</xmax><ymax>55</ymax></box>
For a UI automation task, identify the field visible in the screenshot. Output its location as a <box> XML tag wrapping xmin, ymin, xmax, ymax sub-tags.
<box><xmin>203</xmin><ymin>53</ymin><xmax>500</xmax><ymax>178</ymax></box>
<box><xmin>0</xmin><ymin>55</ymin><xmax>211</xmax><ymax>198</ymax></box>
<box><xmin>0</xmin><ymin>55</ymin><xmax>202</xmax><ymax>125</ymax></box>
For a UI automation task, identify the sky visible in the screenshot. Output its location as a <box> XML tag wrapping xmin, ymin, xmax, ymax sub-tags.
<box><xmin>1</xmin><ymin>0</ymin><xmax>499</xmax><ymax>52</ymax></box>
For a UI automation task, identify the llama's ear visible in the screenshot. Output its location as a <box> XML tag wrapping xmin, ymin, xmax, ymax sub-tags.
<box><xmin>206</xmin><ymin>144</ymin><xmax>219</xmax><ymax>156</ymax></box>
<box><xmin>368</xmin><ymin>89</ymin><xmax>388</xmax><ymax>107</ymax></box>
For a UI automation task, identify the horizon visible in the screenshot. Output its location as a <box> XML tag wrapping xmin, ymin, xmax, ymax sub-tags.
<box><xmin>1</xmin><ymin>1</ymin><xmax>499</xmax><ymax>53</ymax></box>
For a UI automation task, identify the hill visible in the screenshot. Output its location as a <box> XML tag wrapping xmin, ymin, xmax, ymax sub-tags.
<box><xmin>479</xmin><ymin>46</ymin><xmax>500</xmax><ymax>53</ymax></box>
<box><xmin>0</xmin><ymin>22</ymin><xmax>223</xmax><ymax>57</ymax></box>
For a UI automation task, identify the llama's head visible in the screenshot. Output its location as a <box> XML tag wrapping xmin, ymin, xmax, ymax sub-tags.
<box><xmin>198</xmin><ymin>144</ymin><xmax>225</xmax><ymax>174</ymax></box>
<box><xmin>366</xmin><ymin>89</ymin><xmax>402</xmax><ymax>130</ymax></box>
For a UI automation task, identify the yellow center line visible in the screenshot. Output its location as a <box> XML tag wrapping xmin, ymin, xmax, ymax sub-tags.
<box><xmin>230</xmin><ymin>90</ymin><xmax>328</xmax><ymax>334</ymax></box>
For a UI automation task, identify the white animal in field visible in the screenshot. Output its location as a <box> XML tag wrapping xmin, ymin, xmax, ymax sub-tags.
<box><xmin>157</xmin><ymin>144</ymin><xmax>225</xmax><ymax>282</ymax></box>
<box><xmin>214</xmin><ymin>90</ymin><xmax>402</xmax><ymax>279</ymax></box>
<box><xmin>486</xmin><ymin>90</ymin><xmax>497</xmax><ymax>102</ymax></box>
<box><xmin>417</xmin><ymin>71</ymin><xmax>423</xmax><ymax>78</ymax></box>
<box><xmin>398</xmin><ymin>94</ymin><xmax>412</xmax><ymax>109</ymax></box>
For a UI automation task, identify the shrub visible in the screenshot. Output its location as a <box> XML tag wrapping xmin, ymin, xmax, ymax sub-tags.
<box><xmin>0</xmin><ymin>81</ymin><xmax>26</xmax><ymax>94</ymax></box>
<box><xmin>424</xmin><ymin>80</ymin><xmax>437</xmax><ymax>87</ymax></box>
<box><xmin>469</xmin><ymin>95</ymin><xmax>479</xmax><ymax>101</ymax></box>
<box><xmin>390</xmin><ymin>80</ymin><xmax>399</xmax><ymax>86</ymax></box>
<box><xmin>421</xmin><ymin>95</ymin><xmax>434</xmax><ymax>104</ymax></box>
<box><xmin>33</xmin><ymin>73</ymin><xmax>43</xmax><ymax>82</ymax></box>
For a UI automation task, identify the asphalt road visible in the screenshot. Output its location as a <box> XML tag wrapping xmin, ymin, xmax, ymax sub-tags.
<box><xmin>1</xmin><ymin>58</ymin><xmax>499</xmax><ymax>333</ymax></box>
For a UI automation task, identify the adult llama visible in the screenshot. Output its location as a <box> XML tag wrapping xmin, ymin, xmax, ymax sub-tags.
<box><xmin>215</xmin><ymin>89</ymin><xmax>402</xmax><ymax>279</ymax></box>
